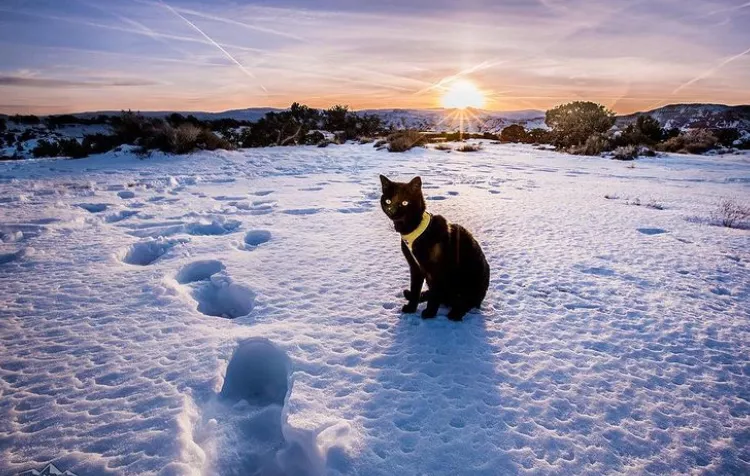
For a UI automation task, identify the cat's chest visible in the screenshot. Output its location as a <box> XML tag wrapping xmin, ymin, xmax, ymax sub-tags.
<box><xmin>410</xmin><ymin>241</ymin><xmax>444</xmax><ymax>273</ymax></box>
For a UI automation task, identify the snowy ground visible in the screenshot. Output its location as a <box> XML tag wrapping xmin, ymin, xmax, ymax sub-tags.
<box><xmin>1</xmin><ymin>143</ymin><xmax>748</xmax><ymax>475</ymax></box>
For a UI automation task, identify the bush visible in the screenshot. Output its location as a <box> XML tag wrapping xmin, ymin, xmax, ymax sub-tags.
<box><xmin>620</xmin><ymin>115</ymin><xmax>663</xmax><ymax>146</ymax></box>
<box><xmin>82</xmin><ymin>133</ymin><xmax>124</xmax><ymax>155</ymax></box>
<box><xmin>0</xmin><ymin>118</ymin><xmax>5</xmax><ymax>132</ymax></box>
<box><xmin>526</xmin><ymin>128</ymin><xmax>553</xmax><ymax>144</ymax></box>
<box><xmin>196</xmin><ymin>129</ymin><xmax>232</xmax><ymax>151</ymax></box>
<box><xmin>434</xmin><ymin>143</ymin><xmax>452</xmax><ymax>151</ymax></box>
<box><xmin>713</xmin><ymin>198</ymin><xmax>750</xmax><ymax>228</ymax></box>
<box><xmin>657</xmin><ymin>129</ymin><xmax>718</xmax><ymax>154</ymax></box>
<box><xmin>546</xmin><ymin>101</ymin><xmax>615</xmax><ymax>149</ymax></box>
<box><xmin>569</xmin><ymin>133</ymin><xmax>611</xmax><ymax>156</ymax></box>
<box><xmin>174</xmin><ymin>123</ymin><xmax>201</xmax><ymax>154</ymax></box>
<box><xmin>386</xmin><ymin>130</ymin><xmax>426</xmax><ymax>152</ymax></box>
<box><xmin>456</xmin><ymin>143</ymin><xmax>482</xmax><ymax>152</ymax></box>
<box><xmin>500</xmin><ymin>125</ymin><xmax>527</xmax><ymax>143</ymax></box>
<box><xmin>373</xmin><ymin>139</ymin><xmax>387</xmax><ymax>148</ymax></box>
<box><xmin>10</xmin><ymin>114</ymin><xmax>41</xmax><ymax>125</ymax></box>
<box><xmin>32</xmin><ymin>139</ymin><xmax>61</xmax><ymax>158</ymax></box>
<box><xmin>612</xmin><ymin>145</ymin><xmax>637</xmax><ymax>160</ymax></box>
<box><xmin>710</xmin><ymin>128</ymin><xmax>740</xmax><ymax>147</ymax></box>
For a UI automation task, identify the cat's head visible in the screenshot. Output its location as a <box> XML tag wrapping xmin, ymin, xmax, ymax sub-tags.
<box><xmin>379</xmin><ymin>175</ymin><xmax>425</xmax><ymax>225</ymax></box>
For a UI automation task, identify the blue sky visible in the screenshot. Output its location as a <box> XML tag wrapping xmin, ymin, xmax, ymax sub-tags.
<box><xmin>0</xmin><ymin>0</ymin><xmax>749</xmax><ymax>114</ymax></box>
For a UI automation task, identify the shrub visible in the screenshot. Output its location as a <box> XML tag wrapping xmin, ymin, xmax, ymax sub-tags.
<box><xmin>456</xmin><ymin>143</ymin><xmax>482</xmax><ymax>152</ymax></box>
<box><xmin>196</xmin><ymin>129</ymin><xmax>232</xmax><ymax>151</ymax></box>
<box><xmin>373</xmin><ymin>139</ymin><xmax>387</xmax><ymax>148</ymax></box>
<box><xmin>620</xmin><ymin>115</ymin><xmax>663</xmax><ymax>145</ymax></box>
<box><xmin>500</xmin><ymin>125</ymin><xmax>527</xmax><ymax>143</ymax></box>
<box><xmin>32</xmin><ymin>139</ymin><xmax>61</xmax><ymax>158</ymax></box>
<box><xmin>10</xmin><ymin>114</ymin><xmax>41</xmax><ymax>125</ymax></box>
<box><xmin>174</xmin><ymin>123</ymin><xmax>201</xmax><ymax>154</ymax></box>
<box><xmin>386</xmin><ymin>130</ymin><xmax>426</xmax><ymax>152</ymax></box>
<box><xmin>82</xmin><ymin>133</ymin><xmax>124</xmax><ymax>155</ymax></box>
<box><xmin>657</xmin><ymin>129</ymin><xmax>718</xmax><ymax>154</ymax></box>
<box><xmin>710</xmin><ymin>128</ymin><xmax>740</xmax><ymax>147</ymax></box>
<box><xmin>526</xmin><ymin>128</ymin><xmax>553</xmax><ymax>144</ymax></box>
<box><xmin>303</xmin><ymin>131</ymin><xmax>326</xmax><ymax>145</ymax></box>
<box><xmin>612</xmin><ymin>145</ymin><xmax>638</xmax><ymax>161</ymax></box>
<box><xmin>713</xmin><ymin>198</ymin><xmax>750</xmax><ymax>229</ymax></box>
<box><xmin>569</xmin><ymin>133</ymin><xmax>611</xmax><ymax>156</ymax></box>
<box><xmin>58</xmin><ymin>138</ymin><xmax>89</xmax><ymax>158</ymax></box>
<box><xmin>434</xmin><ymin>143</ymin><xmax>452</xmax><ymax>151</ymax></box>
<box><xmin>0</xmin><ymin>118</ymin><xmax>5</xmax><ymax>132</ymax></box>
<box><xmin>545</xmin><ymin>101</ymin><xmax>615</xmax><ymax>148</ymax></box>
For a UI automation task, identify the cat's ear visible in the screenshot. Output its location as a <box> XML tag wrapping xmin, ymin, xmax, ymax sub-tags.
<box><xmin>379</xmin><ymin>175</ymin><xmax>393</xmax><ymax>191</ymax></box>
<box><xmin>408</xmin><ymin>176</ymin><xmax>422</xmax><ymax>190</ymax></box>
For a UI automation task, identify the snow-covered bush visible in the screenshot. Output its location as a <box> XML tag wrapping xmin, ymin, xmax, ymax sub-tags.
<box><xmin>612</xmin><ymin>145</ymin><xmax>638</xmax><ymax>160</ymax></box>
<box><xmin>456</xmin><ymin>142</ymin><xmax>482</xmax><ymax>152</ymax></box>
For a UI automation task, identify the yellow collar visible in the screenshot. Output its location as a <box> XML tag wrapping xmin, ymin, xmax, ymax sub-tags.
<box><xmin>401</xmin><ymin>212</ymin><xmax>431</xmax><ymax>250</ymax></box>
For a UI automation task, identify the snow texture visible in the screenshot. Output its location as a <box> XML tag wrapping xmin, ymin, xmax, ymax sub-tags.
<box><xmin>0</xmin><ymin>143</ymin><xmax>749</xmax><ymax>475</ymax></box>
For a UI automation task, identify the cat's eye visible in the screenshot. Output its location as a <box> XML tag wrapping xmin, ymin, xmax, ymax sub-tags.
<box><xmin>385</xmin><ymin>199</ymin><xmax>392</xmax><ymax>204</ymax></box>
<box><xmin>402</xmin><ymin>201</ymin><xmax>409</xmax><ymax>206</ymax></box>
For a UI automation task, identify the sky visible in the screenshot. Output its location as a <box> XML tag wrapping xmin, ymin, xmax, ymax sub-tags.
<box><xmin>0</xmin><ymin>0</ymin><xmax>749</xmax><ymax>115</ymax></box>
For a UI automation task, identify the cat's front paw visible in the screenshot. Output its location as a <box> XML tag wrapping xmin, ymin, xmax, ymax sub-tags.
<box><xmin>402</xmin><ymin>302</ymin><xmax>418</xmax><ymax>313</ymax></box>
<box><xmin>421</xmin><ymin>307</ymin><xmax>437</xmax><ymax>319</ymax></box>
<box><xmin>447</xmin><ymin>309</ymin><xmax>466</xmax><ymax>321</ymax></box>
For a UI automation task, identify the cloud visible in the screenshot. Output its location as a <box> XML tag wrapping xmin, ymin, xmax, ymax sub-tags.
<box><xmin>0</xmin><ymin>76</ymin><xmax>162</xmax><ymax>88</ymax></box>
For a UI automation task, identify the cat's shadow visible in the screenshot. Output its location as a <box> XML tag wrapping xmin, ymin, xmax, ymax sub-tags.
<box><xmin>353</xmin><ymin>308</ymin><xmax>520</xmax><ymax>474</ymax></box>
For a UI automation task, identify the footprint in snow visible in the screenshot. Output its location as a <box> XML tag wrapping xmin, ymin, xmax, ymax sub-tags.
<box><xmin>282</xmin><ymin>208</ymin><xmax>321</xmax><ymax>216</ymax></box>
<box><xmin>637</xmin><ymin>228</ymin><xmax>667</xmax><ymax>235</ymax></box>
<box><xmin>78</xmin><ymin>203</ymin><xmax>109</xmax><ymax>213</ymax></box>
<box><xmin>118</xmin><ymin>190</ymin><xmax>136</xmax><ymax>199</ymax></box>
<box><xmin>119</xmin><ymin>238</ymin><xmax>188</xmax><ymax>266</ymax></box>
<box><xmin>242</xmin><ymin>230</ymin><xmax>272</xmax><ymax>250</ymax></box>
<box><xmin>176</xmin><ymin>260</ymin><xmax>255</xmax><ymax>319</ymax></box>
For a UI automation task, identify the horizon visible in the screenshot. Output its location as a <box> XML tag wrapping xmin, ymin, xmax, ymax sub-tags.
<box><xmin>1</xmin><ymin>1</ymin><xmax>750</xmax><ymax>115</ymax></box>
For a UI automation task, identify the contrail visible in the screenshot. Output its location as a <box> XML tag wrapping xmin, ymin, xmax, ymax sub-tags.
<box><xmin>672</xmin><ymin>45</ymin><xmax>750</xmax><ymax>94</ymax></box>
<box><xmin>159</xmin><ymin>1</ymin><xmax>267</xmax><ymax>92</ymax></box>
<box><xmin>135</xmin><ymin>0</ymin><xmax>306</xmax><ymax>42</ymax></box>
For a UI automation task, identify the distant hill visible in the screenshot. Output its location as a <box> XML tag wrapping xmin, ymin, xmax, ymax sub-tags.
<box><xmin>5</xmin><ymin>103</ymin><xmax>748</xmax><ymax>134</ymax></box>
<box><xmin>616</xmin><ymin>104</ymin><xmax>750</xmax><ymax>130</ymax></box>
<box><xmin>76</xmin><ymin>108</ymin><xmax>280</xmax><ymax>123</ymax></box>
<box><xmin>356</xmin><ymin>108</ymin><xmax>546</xmax><ymax>133</ymax></box>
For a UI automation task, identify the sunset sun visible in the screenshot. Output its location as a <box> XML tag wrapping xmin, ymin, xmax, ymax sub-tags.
<box><xmin>440</xmin><ymin>80</ymin><xmax>486</xmax><ymax>109</ymax></box>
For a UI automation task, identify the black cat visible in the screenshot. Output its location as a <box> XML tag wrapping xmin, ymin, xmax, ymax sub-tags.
<box><xmin>380</xmin><ymin>175</ymin><xmax>490</xmax><ymax>321</ymax></box>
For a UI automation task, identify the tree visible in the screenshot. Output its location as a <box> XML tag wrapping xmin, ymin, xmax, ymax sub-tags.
<box><xmin>0</xmin><ymin>117</ymin><xmax>6</xmax><ymax>132</ymax></box>
<box><xmin>545</xmin><ymin>101</ymin><xmax>615</xmax><ymax>148</ymax></box>
<box><xmin>500</xmin><ymin>124</ymin><xmax>527</xmax><ymax>143</ymax></box>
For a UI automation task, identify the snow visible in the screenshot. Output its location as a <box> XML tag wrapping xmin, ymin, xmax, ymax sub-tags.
<box><xmin>1</xmin><ymin>143</ymin><xmax>749</xmax><ymax>475</ymax></box>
